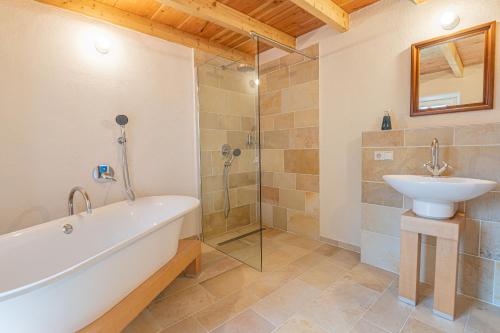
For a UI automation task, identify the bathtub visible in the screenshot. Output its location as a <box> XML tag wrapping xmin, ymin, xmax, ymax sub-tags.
<box><xmin>0</xmin><ymin>195</ymin><xmax>200</xmax><ymax>333</ymax></box>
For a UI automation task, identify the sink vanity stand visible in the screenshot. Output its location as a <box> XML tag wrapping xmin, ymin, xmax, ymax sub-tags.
<box><xmin>399</xmin><ymin>211</ymin><xmax>463</xmax><ymax>321</ymax></box>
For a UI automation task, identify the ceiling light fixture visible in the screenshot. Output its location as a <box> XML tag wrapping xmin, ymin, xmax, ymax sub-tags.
<box><xmin>440</xmin><ymin>11</ymin><xmax>460</xmax><ymax>30</ymax></box>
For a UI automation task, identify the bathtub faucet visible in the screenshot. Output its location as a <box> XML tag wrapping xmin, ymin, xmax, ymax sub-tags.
<box><xmin>68</xmin><ymin>186</ymin><xmax>93</xmax><ymax>215</ymax></box>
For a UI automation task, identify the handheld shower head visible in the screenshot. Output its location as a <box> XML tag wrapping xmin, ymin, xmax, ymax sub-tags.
<box><xmin>233</xmin><ymin>148</ymin><xmax>241</xmax><ymax>157</ymax></box>
<box><xmin>115</xmin><ymin>115</ymin><xmax>129</xmax><ymax>127</ymax></box>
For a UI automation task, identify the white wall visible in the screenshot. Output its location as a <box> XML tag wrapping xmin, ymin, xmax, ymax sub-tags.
<box><xmin>0</xmin><ymin>0</ymin><xmax>200</xmax><ymax>237</ymax></box>
<box><xmin>261</xmin><ymin>0</ymin><xmax>500</xmax><ymax>247</ymax></box>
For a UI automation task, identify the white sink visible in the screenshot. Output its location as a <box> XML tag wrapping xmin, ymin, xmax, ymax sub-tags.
<box><xmin>383</xmin><ymin>175</ymin><xmax>496</xmax><ymax>219</ymax></box>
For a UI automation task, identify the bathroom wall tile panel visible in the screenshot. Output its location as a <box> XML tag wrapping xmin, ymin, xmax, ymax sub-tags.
<box><xmin>361</xmin><ymin>182</ymin><xmax>403</xmax><ymax>208</ymax></box>
<box><xmin>261</xmin><ymin>203</ymin><xmax>273</xmax><ymax>227</ymax></box>
<box><xmin>305</xmin><ymin>192</ymin><xmax>320</xmax><ymax>218</ymax></box>
<box><xmin>296</xmin><ymin>174</ymin><xmax>319</xmax><ymax>192</ymax></box>
<box><xmin>218</xmin><ymin>115</ymin><xmax>241</xmax><ymax>130</ymax></box>
<box><xmin>361</xmin><ymin>230</ymin><xmax>400</xmax><ymax>273</ymax></box>
<box><xmin>279</xmin><ymin>189</ymin><xmax>305</xmax><ymax>210</ymax></box>
<box><xmin>284</xmin><ymin>149</ymin><xmax>319</xmax><ymax>175</ymax></box>
<box><xmin>199</xmin><ymin>112</ymin><xmax>218</xmax><ymax>129</ymax></box>
<box><xmin>260</xmin><ymin>115</ymin><xmax>275</xmax><ymax>131</ymax></box>
<box><xmin>265</xmin><ymin>67</ymin><xmax>290</xmax><ymax>92</ymax></box>
<box><xmin>261</xmin><ymin>172</ymin><xmax>274</xmax><ymax>187</ymax></box>
<box><xmin>287</xmin><ymin>210</ymin><xmax>320</xmax><ymax>240</ymax></box>
<box><xmin>289</xmin><ymin>59</ymin><xmax>319</xmax><ymax>86</ymax></box>
<box><xmin>263</xmin><ymin>130</ymin><xmax>290</xmax><ymax>149</ymax></box>
<box><xmin>261</xmin><ymin>186</ymin><xmax>279</xmax><ymax>205</ymax></box>
<box><xmin>237</xmin><ymin>187</ymin><xmax>257</xmax><ymax>207</ymax></box>
<box><xmin>448</xmin><ymin>146</ymin><xmax>500</xmax><ymax>190</ymax></box>
<box><xmin>290</xmin><ymin>127</ymin><xmax>319</xmax><ymax>149</ymax></box>
<box><xmin>361</xmin><ymin>130</ymin><xmax>404</xmax><ymax>147</ymax></box>
<box><xmin>282</xmin><ymin>81</ymin><xmax>319</xmax><ymax>113</ymax></box>
<box><xmin>260</xmin><ymin>91</ymin><xmax>282</xmax><ymax>116</ymax></box>
<box><xmin>260</xmin><ymin>58</ymin><xmax>281</xmax><ymax>75</ymax></box>
<box><xmin>273</xmin><ymin>113</ymin><xmax>294</xmax><ymax>130</ymax></box>
<box><xmin>280</xmin><ymin>52</ymin><xmax>304</xmax><ymax>67</ymax></box>
<box><xmin>455</xmin><ymin>123</ymin><xmax>500</xmax><ymax>145</ymax></box>
<box><xmin>303</xmin><ymin>44</ymin><xmax>319</xmax><ymax>58</ymax></box>
<box><xmin>294</xmin><ymin>109</ymin><xmax>319</xmax><ymax>128</ymax></box>
<box><xmin>404</xmin><ymin>127</ymin><xmax>454</xmax><ymax>146</ymax></box>
<box><xmin>227</xmin><ymin>131</ymin><xmax>249</xmax><ymax>148</ymax></box>
<box><xmin>200</xmin><ymin>129</ymin><xmax>227</xmax><ymax>151</ymax></box>
<box><xmin>227</xmin><ymin>204</ymin><xmax>253</xmax><ymax>230</ymax></box>
<box><xmin>227</xmin><ymin>93</ymin><xmax>255</xmax><ymax>116</ymax></box>
<box><xmin>241</xmin><ymin>116</ymin><xmax>256</xmax><ymax>131</ymax></box>
<box><xmin>198</xmin><ymin>67</ymin><xmax>221</xmax><ymax>87</ymax></box>
<box><xmin>495</xmin><ymin>262</ymin><xmax>500</xmax><ymax>305</ymax></box>
<box><xmin>200</xmin><ymin>151</ymin><xmax>212</xmax><ymax>177</ymax></box>
<box><xmin>229</xmin><ymin>172</ymin><xmax>257</xmax><ymax>188</ymax></box>
<box><xmin>273</xmin><ymin>206</ymin><xmax>287</xmax><ymax>230</ymax></box>
<box><xmin>479</xmin><ymin>221</ymin><xmax>500</xmax><ymax>260</ymax></box>
<box><xmin>261</xmin><ymin>149</ymin><xmax>284</xmax><ymax>173</ymax></box>
<box><xmin>458</xmin><ymin>254</ymin><xmax>494</xmax><ymax>302</ymax></box>
<box><xmin>198</xmin><ymin>85</ymin><xmax>227</xmax><ymax>113</ymax></box>
<box><xmin>459</xmin><ymin>219</ymin><xmax>480</xmax><ymax>256</ymax></box>
<box><xmin>202</xmin><ymin>175</ymin><xmax>224</xmax><ymax>192</ymax></box>
<box><xmin>202</xmin><ymin>192</ymin><xmax>214</xmax><ymax>214</ymax></box>
<box><xmin>203</xmin><ymin>213</ymin><xmax>226</xmax><ymax>239</ymax></box>
<box><xmin>467</xmin><ymin>191</ymin><xmax>500</xmax><ymax>222</ymax></box>
<box><xmin>361</xmin><ymin>203</ymin><xmax>404</xmax><ymax>237</ymax></box>
<box><xmin>220</xmin><ymin>70</ymin><xmax>256</xmax><ymax>94</ymax></box>
<box><xmin>273</xmin><ymin>173</ymin><xmax>296</xmax><ymax>190</ymax></box>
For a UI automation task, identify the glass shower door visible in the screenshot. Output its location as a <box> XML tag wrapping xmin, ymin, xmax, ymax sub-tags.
<box><xmin>196</xmin><ymin>51</ymin><xmax>262</xmax><ymax>270</ymax></box>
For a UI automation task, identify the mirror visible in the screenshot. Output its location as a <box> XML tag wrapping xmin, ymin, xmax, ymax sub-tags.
<box><xmin>411</xmin><ymin>22</ymin><xmax>496</xmax><ymax>116</ymax></box>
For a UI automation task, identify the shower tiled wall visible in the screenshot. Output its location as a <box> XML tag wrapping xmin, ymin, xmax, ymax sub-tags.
<box><xmin>361</xmin><ymin>124</ymin><xmax>500</xmax><ymax>306</ymax></box>
<box><xmin>259</xmin><ymin>45</ymin><xmax>320</xmax><ymax>240</ymax></box>
<box><xmin>197</xmin><ymin>58</ymin><xmax>259</xmax><ymax>240</ymax></box>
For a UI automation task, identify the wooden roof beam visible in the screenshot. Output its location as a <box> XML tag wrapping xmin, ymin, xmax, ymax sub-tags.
<box><xmin>289</xmin><ymin>0</ymin><xmax>349</xmax><ymax>32</ymax></box>
<box><xmin>439</xmin><ymin>42</ymin><xmax>464</xmax><ymax>77</ymax></box>
<box><xmin>161</xmin><ymin>0</ymin><xmax>296</xmax><ymax>48</ymax></box>
<box><xmin>35</xmin><ymin>0</ymin><xmax>254</xmax><ymax>65</ymax></box>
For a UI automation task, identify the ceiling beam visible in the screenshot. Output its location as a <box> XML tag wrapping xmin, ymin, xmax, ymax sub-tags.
<box><xmin>289</xmin><ymin>0</ymin><xmax>349</xmax><ymax>32</ymax></box>
<box><xmin>35</xmin><ymin>0</ymin><xmax>255</xmax><ymax>65</ymax></box>
<box><xmin>439</xmin><ymin>42</ymin><xmax>464</xmax><ymax>77</ymax></box>
<box><xmin>161</xmin><ymin>0</ymin><xmax>296</xmax><ymax>48</ymax></box>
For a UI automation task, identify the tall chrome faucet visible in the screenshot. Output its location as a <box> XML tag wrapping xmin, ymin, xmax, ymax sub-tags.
<box><xmin>424</xmin><ymin>138</ymin><xmax>450</xmax><ymax>177</ymax></box>
<box><xmin>68</xmin><ymin>186</ymin><xmax>92</xmax><ymax>215</ymax></box>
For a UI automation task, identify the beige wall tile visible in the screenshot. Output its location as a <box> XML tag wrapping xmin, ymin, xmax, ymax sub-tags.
<box><xmin>202</xmin><ymin>175</ymin><xmax>224</xmax><ymax>192</ymax></box>
<box><xmin>266</xmin><ymin>67</ymin><xmax>289</xmax><ymax>92</ymax></box>
<box><xmin>260</xmin><ymin>59</ymin><xmax>281</xmax><ymax>75</ymax></box>
<box><xmin>305</xmin><ymin>192</ymin><xmax>320</xmax><ymax>218</ymax></box>
<box><xmin>198</xmin><ymin>85</ymin><xmax>226</xmax><ymax>113</ymax></box>
<box><xmin>449</xmin><ymin>146</ymin><xmax>500</xmax><ymax>190</ymax></box>
<box><xmin>361</xmin><ymin>203</ymin><xmax>404</xmax><ymax>237</ymax></box>
<box><xmin>263</xmin><ymin>130</ymin><xmax>290</xmax><ymax>149</ymax></box>
<box><xmin>495</xmin><ymin>262</ymin><xmax>500</xmax><ymax>305</ymax></box>
<box><xmin>227</xmin><ymin>92</ymin><xmax>255</xmax><ymax>116</ymax></box>
<box><xmin>227</xmin><ymin>205</ymin><xmax>253</xmax><ymax>230</ymax></box>
<box><xmin>459</xmin><ymin>219</ymin><xmax>480</xmax><ymax>256</ymax></box>
<box><xmin>274</xmin><ymin>113</ymin><xmax>294</xmax><ymax>130</ymax></box>
<box><xmin>261</xmin><ymin>149</ymin><xmax>284</xmax><ymax>172</ymax></box>
<box><xmin>455</xmin><ymin>123</ymin><xmax>500</xmax><ymax>145</ymax></box>
<box><xmin>238</xmin><ymin>187</ymin><xmax>257</xmax><ymax>206</ymax></box>
<box><xmin>458</xmin><ymin>254</ymin><xmax>494</xmax><ymax>302</ymax></box>
<box><xmin>274</xmin><ymin>172</ymin><xmax>296</xmax><ymax>189</ymax></box>
<box><xmin>279</xmin><ymin>189</ymin><xmax>305</xmax><ymax>210</ymax></box>
<box><xmin>404</xmin><ymin>127</ymin><xmax>454</xmax><ymax>146</ymax></box>
<box><xmin>467</xmin><ymin>191</ymin><xmax>500</xmax><ymax>222</ymax></box>
<box><xmin>280</xmin><ymin>52</ymin><xmax>304</xmax><ymax>67</ymax></box>
<box><xmin>197</xmin><ymin>66</ymin><xmax>221</xmax><ymax>87</ymax></box>
<box><xmin>362</xmin><ymin>182</ymin><xmax>403</xmax><ymax>208</ymax></box>
<box><xmin>200</xmin><ymin>151</ymin><xmax>212</xmax><ymax>177</ymax></box>
<box><xmin>282</xmin><ymin>81</ymin><xmax>319</xmax><ymax>113</ymax></box>
<box><xmin>287</xmin><ymin>210</ymin><xmax>319</xmax><ymax>240</ymax></box>
<box><xmin>296</xmin><ymin>174</ymin><xmax>319</xmax><ymax>192</ymax></box>
<box><xmin>261</xmin><ymin>203</ymin><xmax>273</xmax><ymax>227</ymax></box>
<box><xmin>362</xmin><ymin>130</ymin><xmax>404</xmax><ymax>147</ymax></box>
<box><xmin>261</xmin><ymin>172</ymin><xmax>274</xmax><ymax>187</ymax></box>
<box><xmin>284</xmin><ymin>149</ymin><xmax>319</xmax><ymax>175</ymax></box>
<box><xmin>241</xmin><ymin>116</ymin><xmax>255</xmax><ymax>131</ymax></box>
<box><xmin>229</xmin><ymin>172</ymin><xmax>256</xmax><ymax>188</ymax></box>
<box><xmin>273</xmin><ymin>206</ymin><xmax>287</xmax><ymax>230</ymax></box>
<box><xmin>199</xmin><ymin>112</ymin><xmax>218</xmax><ymax>129</ymax></box>
<box><xmin>262</xmin><ymin>186</ymin><xmax>279</xmax><ymax>205</ymax></box>
<box><xmin>294</xmin><ymin>109</ymin><xmax>319</xmax><ymax>128</ymax></box>
<box><xmin>203</xmin><ymin>213</ymin><xmax>226</xmax><ymax>238</ymax></box>
<box><xmin>290</xmin><ymin>60</ymin><xmax>319</xmax><ymax>86</ymax></box>
<box><xmin>227</xmin><ymin>131</ymin><xmax>249</xmax><ymax>148</ymax></box>
<box><xmin>479</xmin><ymin>221</ymin><xmax>500</xmax><ymax>260</ymax></box>
<box><xmin>302</xmin><ymin>44</ymin><xmax>319</xmax><ymax>58</ymax></box>
<box><xmin>219</xmin><ymin>70</ymin><xmax>256</xmax><ymax>94</ymax></box>
<box><xmin>290</xmin><ymin>127</ymin><xmax>319</xmax><ymax>149</ymax></box>
<box><xmin>260</xmin><ymin>116</ymin><xmax>274</xmax><ymax>131</ymax></box>
<box><xmin>218</xmin><ymin>114</ymin><xmax>241</xmax><ymax>130</ymax></box>
<box><xmin>361</xmin><ymin>230</ymin><xmax>400</xmax><ymax>274</ymax></box>
<box><xmin>211</xmin><ymin>309</ymin><xmax>274</xmax><ymax>333</ymax></box>
<box><xmin>200</xmin><ymin>129</ymin><xmax>226</xmax><ymax>151</ymax></box>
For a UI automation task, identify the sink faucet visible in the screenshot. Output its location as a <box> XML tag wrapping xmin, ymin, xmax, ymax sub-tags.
<box><xmin>68</xmin><ymin>186</ymin><xmax>92</xmax><ymax>215</ymax></box>
<box><xmin>424</xmin><ymin>138</ymin><xmax>450</xmax><ymax>177</ymax></box>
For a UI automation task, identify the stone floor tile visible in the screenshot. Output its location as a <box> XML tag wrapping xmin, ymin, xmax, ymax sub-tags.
<box><xmin>210</xmin><ymin>309</ymin><xmax>274</xmax><ymax>333</ymax></box>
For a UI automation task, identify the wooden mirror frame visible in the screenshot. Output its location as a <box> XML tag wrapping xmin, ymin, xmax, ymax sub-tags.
<box><xmin>411</xmin><ymin>21</ymin><xmax>496</xmax><ymax>117</ymax></box>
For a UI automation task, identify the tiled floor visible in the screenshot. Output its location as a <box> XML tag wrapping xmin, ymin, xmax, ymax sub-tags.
<box><xmin>124</xmin><ymin>228</ymin><xmax>500</xmax><ymax>333</ymax></box>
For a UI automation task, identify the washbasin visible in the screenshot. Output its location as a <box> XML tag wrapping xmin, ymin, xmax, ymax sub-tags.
<box><xmin>383</xmin><ymin>175</ymin><xmax>496</xmax><ymax>219</ymax></box>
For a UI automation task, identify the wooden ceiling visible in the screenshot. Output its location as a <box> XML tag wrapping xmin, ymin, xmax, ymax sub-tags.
<box><xmin>36</xmin><ymin>0</ymin><xmax>424</xmax><ymax>63</ymax></box>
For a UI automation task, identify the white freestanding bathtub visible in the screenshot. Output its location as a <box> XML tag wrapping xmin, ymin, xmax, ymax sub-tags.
<box><xmin>0</xmin><ymin>195</ymin><xmax>200</xmax><ymax>333</ymax></box>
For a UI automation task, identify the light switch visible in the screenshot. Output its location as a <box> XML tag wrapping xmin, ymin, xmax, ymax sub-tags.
<box><xmin>374</xmin><ymin>151</ymin><xmax>394</xmax><ymax>161</ymax></box>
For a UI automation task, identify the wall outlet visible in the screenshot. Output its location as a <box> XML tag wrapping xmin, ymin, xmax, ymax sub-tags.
<box><xmin>374</xmin><ymin>151</ymin><xmax>394</xmax><ymax>161</ymax></box>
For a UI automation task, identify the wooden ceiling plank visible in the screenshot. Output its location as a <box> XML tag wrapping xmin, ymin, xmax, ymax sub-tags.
<box><xmin>289</xmin><ymin>0</ymin><xmax>349</xmax><ymax>32</ymax></box>
<box><xmin>160</xmin><ymin>0</ymin><xmax>296</xmax><ymax>48</ymax></box>
<box><xmin>439</xmin><ymin>42</ymin><xmax>464</xmax><ymax>77</ymax></box>
<box><xmin>36</xmin><ymin>0</ymin><xmax>254</xmax><ymax>64</ymax></box>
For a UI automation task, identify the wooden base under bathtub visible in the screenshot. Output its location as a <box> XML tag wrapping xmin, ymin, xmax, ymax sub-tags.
<box><xmin>79</xmin><ymin>239</ymin><xmax>202</xmax><ymax>333</ymax></box>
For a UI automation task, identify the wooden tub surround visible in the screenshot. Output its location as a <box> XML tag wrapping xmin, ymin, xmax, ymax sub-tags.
<box><xmin>399</xmin><ymin>211</ymin><xmax>463</xmax><ymax>320</ymax></box>
<box><xmin>79</xmin><ymin>239</ymin><xmax>202</xmax><ymax>333</ymax></box>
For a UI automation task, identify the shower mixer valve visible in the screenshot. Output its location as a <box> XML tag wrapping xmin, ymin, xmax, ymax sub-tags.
<box><xmin>93</xmin><ymin>164</ymin><xmax>117</xmax><ymax>183</ymax></box>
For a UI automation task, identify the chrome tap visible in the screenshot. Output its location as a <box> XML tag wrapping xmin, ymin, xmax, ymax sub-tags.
<box><xmin>68</xmin><ymin>186</ymin><xmax>92</xmax><ymax>215</ymax></box>
<box><xmin>424</xmin><ymin>138</ymin><xmax>450</xmax><ymax>177</ymax></box>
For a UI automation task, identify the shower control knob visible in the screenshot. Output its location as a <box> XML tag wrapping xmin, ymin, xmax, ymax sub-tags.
<box><xmin>93</xmin><ymin>164</ymin><xmax>117</xmax><ymax>183</ymax></box>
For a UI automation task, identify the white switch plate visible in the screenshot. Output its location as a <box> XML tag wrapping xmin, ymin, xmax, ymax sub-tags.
<box><xmin>374</xmin><ymin>151</ymin><xmax>394</xmax><ymax>161</ymax></box>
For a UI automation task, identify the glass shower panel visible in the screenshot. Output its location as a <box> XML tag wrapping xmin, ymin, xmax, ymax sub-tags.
<box><xmin>197</xmin><ymin>50</ymin><xmax>262</xmax><ymax>270</ymax></box>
